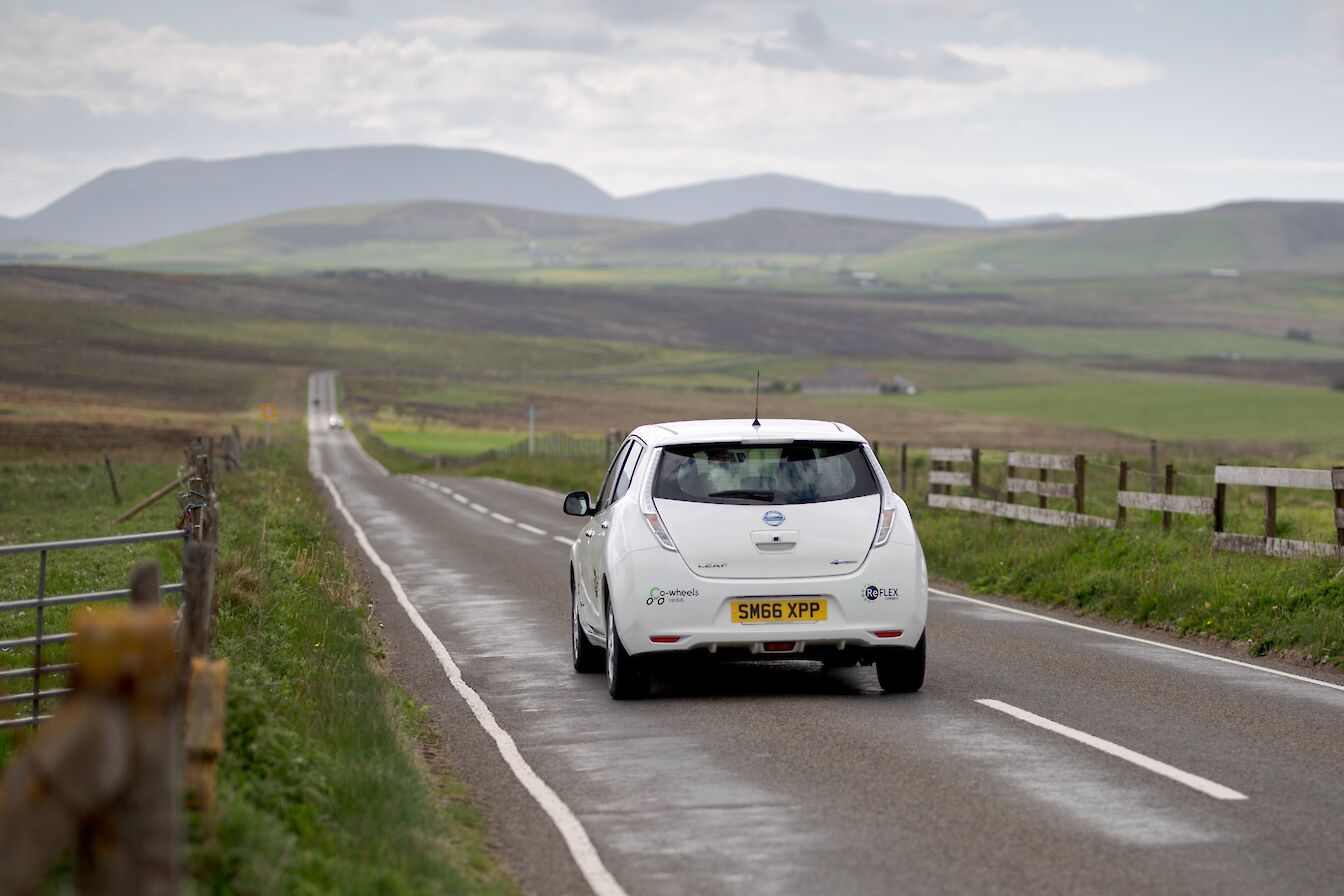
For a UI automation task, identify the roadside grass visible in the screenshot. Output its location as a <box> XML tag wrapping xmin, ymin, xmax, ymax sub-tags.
<box><xmin>198</xmin><ymin>440</ymin><xmax>518</xmax><ymax>894</ymax></box>
<box><xmin>918</xmin><ymin>512</ymin><xmax>1344</xmax><ymax>667</ymax></box>
<box><xmin>0</xmin><ymin>443</ymin><xmax>520</xmax><ymax>894</ymax></box>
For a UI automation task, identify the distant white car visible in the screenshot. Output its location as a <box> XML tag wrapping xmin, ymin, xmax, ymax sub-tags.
<box><xmin>564</xmin><ymin>419</ymin><xmax>928</xmax><ymax>699</ymax></box>
<box><xmin>327</xmin><ymin>414</ymin><xmax>344</xmax><ymax>430</ymax></box>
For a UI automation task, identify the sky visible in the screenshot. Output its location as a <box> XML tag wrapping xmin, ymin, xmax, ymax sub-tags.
<box><xmin>2</xmin><ymin>0</ymin><xmax>1343</xmax><ymax>221</ymax></box>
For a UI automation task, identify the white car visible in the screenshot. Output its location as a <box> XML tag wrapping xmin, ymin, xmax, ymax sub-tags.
<box><xmin>564</xmin><ymin>419</ymin><xmax>928</xmax><ymax>699</ymax></box>
<box><xmin>327</xmin><ymin>414</ymin><xmax>344</xmax><ymax>430</ymax></box>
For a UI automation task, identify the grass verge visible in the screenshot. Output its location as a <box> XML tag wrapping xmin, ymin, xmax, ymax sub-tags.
<box><xmin>1</xmin><ymin>443</ymin><xmax>519</xmax><ymax>894</ymax></box>
<box><xmin>197</xmin><ymin>439</ymin><xmax>518</xmax><ymax>893</ymax></box>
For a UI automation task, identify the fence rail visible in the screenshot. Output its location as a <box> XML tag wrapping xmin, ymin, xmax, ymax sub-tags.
<box><xmin>912</xmin><ymin>446</ymin><xmax>1342</xmax><ymax>560</ymax></box>
<box><xmin>0</xmin><ymin>529</ymin><xmax>189</xmax><ymax>731</ymax></box>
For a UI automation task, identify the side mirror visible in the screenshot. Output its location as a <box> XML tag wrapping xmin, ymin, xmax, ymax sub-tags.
<box><xmin>563</xmin><ymin>491</ymin><xmax>594</xmax><ymax>517</ymax></box>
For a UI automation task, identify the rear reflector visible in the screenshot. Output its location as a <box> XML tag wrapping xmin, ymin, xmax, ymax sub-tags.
<box><xmin>763</xmin><ymin>642</ymin><xmax>796</xmax><ymax>652</ymax></box>
<box><xmin>873</xmin><ymin>630</ymin><xmax>903</xmax><ymax>639</ymax></box>
<box><xmin>649</xmin><ymin>636</ymin><xmax>681</xmax><ymax>644</ymax></box>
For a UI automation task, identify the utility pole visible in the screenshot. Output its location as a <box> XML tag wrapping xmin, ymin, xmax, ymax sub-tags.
<box><xmin>527</xmin><ymin>406</ymin><xmax>537</xmax><ymax>457</ymax></box>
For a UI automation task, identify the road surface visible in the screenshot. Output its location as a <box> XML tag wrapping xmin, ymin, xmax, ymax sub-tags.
<box><xmin>307</xmin><ymin>372</ymin><xmax>1344</xmax><ymax>896</ymax></box>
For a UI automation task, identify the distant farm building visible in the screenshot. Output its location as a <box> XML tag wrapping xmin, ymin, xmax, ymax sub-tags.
<box><xmin>833</xmin><ymin>270</ymin><xmax>882</xmax><ymax>288</ymax></box>
<box><xmin>800</xmin><ymin>367</ymin><xmax>918</xmax><ymax>396</ymax></box>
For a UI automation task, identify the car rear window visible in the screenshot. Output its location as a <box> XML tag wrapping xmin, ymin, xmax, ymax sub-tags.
<box><xmin>653</xmin><ymin>441</ymin><xmax>878</xmax><ymax>505</ymax></box>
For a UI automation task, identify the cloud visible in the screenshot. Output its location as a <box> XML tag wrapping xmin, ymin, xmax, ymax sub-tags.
<box><xmin>478</xmin><ymin>23</ymin><xmax>616</xmax><ymax>55</ymax></box>
<box><xmin>752</xmin><ymin>9</ymin><xmax>1002</xmax><ymax>83</ymax></box>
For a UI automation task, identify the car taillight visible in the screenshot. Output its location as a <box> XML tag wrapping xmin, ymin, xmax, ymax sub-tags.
<box><xmin>872</xmin><ymin>489</ymin><xmax>898</xmax><ymax>548</ymax></box>
<box><xmin>641</xmin><ymin>448</ymin><xmax>678</xmax><ymax>552</ymax></box>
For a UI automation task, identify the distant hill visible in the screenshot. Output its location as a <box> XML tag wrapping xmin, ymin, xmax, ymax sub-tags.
<box><xmin>618</xmin><ymin>173</ymin><xmax>987</xmax><ymax>228</ymax></box>
<box><xmin>2</xmin><ymin>146</ymin><xmax>991</xmax><ymax>247</ymax></box>
<box><xmin>64</xmin><ymin>197</ymin><xmax>1344</xmax><ymax>280</ymax></box>
<box><xmin>897</xmin><ymin>200</ymin><xmax>1344</xmax><ymax>278</ymax></box>
<box><xmin>3</xmin><ymin>147</ymin><xmax>620</xmax><ymax>247</ymax></box>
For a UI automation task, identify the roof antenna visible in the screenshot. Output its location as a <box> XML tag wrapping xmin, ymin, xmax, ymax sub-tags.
<box><xmin>752</xmin><ymin>371</ymin><xmax>761</xmax><ymax>428</ymax></box>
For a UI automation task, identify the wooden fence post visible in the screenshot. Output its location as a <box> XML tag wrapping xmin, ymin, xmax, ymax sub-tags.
<box><xmin>899</xmin><ymin>444</ymin><xmax>908</xmax><ymax>495</ymax></box>
<box><xmin>1163</xmin><ymin>464</ymin><xmax>1175</xmax><ymax>532</ymax></box>
<box><xmin>1265</xmin><ymin>485</ymin><xmax>1277</xmax><ymax>539</ymax></box>
<box><xmin>1334</xmin><ymin>467</ymin><xmax>1343</xmax><ymax>549</ymax></box>
<box><xmin>78</xmin><ymin>607</ymin><xmax>182</xmax><ymax>896</ymax></box>
<box><xmin>181</xmin><ymin>541</ymin><xmax>226</xmax><ymax>811</ymax></box>
<box><xmin>1117</xmin><ymin>461</ymin><xmax>1128</xmax><ymax>526</ymax></box>
<box><xmin>180</xmin><ymin>543</ymin><xmax>216</xmax><ymax>665</ymax></box>
<box><xmin>1037</xmin><ymin>467</ymin><xmax>1047</xmax><ymax>509</ymax></box>
<box><xmin>970</xmin><ymin>448</ymin><xmax>981</xmax><ymax>498</ymax></box>
<box><xmin>102</xmin><ymin>450</ymin><xmax>120</xmax><ymax>504</ymax></box>
<box><xmin>129</xmin><ymin>562</ymin><xmax>161</xmax><ymax>606</ymax></box>
<box><xmin>1006</xmin><ymin>460</ymin><xmax>1016</xmax><ymax>506</ymax></box>
<box><xmin>0</xmin><ymin>599</ymin><xmax>183</xmax><ymax>896</ymax></box>
<box><xmin>1214</xmin><ymin>459</ymin><xmax>1226</xmax><ymax>534</ymax></box>
<box><xmin>1074</xmin><ymin>454</ymin><xmax>1086</xmax><ymax>515</ymax></box>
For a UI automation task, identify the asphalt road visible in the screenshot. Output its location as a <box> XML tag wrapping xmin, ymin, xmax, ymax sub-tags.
<box><xmin>307</xmin><ymin>372</ymin><xmax>1344</xmax><ymax>896</ymax></box>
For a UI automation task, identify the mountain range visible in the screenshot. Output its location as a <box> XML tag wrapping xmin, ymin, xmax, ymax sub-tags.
<box><xmin>0</xmin><ymin>145</ymin><xmax>986</xmax><ymax>247</ymax></box>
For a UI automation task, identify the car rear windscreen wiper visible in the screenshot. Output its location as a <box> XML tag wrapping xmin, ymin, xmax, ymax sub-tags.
<box><xmin>708</xmin><ymin>489</ymin><xmax>776</xmax><ymax>501</ymax></box>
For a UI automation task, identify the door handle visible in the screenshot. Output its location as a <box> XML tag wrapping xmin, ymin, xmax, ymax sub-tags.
<box><xmin>585</xmin><ymin>529</ymin><xmax>596</xmax><ymax>538</ymax></box>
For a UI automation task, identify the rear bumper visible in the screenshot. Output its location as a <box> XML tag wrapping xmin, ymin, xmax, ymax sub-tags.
<box><xmin>612</xmin><ymin>543</ymin><xmax>927</xmax><ymax>658</ymax></box>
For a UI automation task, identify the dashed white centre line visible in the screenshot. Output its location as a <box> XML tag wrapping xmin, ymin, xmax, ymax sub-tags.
<box><xmin>976</xmin><ymin>699</ymin><xmax>1248</xmax><ymax>801</ymax></box>
<box><xmin>406</xmin><ymin>476</ymin><xmax>577</xmax><ymax>549</ymax></box>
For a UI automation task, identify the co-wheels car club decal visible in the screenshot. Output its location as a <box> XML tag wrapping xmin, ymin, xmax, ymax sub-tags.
<box><xmin>864</xmin><ymin>584</ymin><xmax>900</xmax><ymax>601</ymax></box>
<box><xmin>648</xmin><ymin>586</ymin><xmax>698</xmax><ymax>605</ymax></box>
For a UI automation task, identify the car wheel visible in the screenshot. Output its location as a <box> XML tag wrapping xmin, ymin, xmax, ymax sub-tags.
<box><xmin>572</xmin><ymin>576</ymin><xmax>603</xmax><ymax>673</ymax></box>
<box><xmin>605</xmin><ymin>593</ymin><xmax>648</xmax><ymax>700</ymax></box>
<box><xmin>876</xmin><ymin>632</ymin><xmax>926</xmax><ymax>694</ymax></box>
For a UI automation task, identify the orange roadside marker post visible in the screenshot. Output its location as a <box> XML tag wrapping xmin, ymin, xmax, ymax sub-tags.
<box><xmin>261</xmin><ymin>403</ymin><xmax>277</xmax><ymax>448</ymax></box>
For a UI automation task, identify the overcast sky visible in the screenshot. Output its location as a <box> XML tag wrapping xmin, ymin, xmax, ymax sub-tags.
<box><xmin>2</xmin><ymin>0</ymin><xmax>1343</xmax><ymax>220</ymax></box>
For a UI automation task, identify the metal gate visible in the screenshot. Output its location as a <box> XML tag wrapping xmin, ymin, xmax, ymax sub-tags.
<box><xmin>0</xmin><ymin>529</ymin><xmax>188</xmax><ymax>730</ymax></box>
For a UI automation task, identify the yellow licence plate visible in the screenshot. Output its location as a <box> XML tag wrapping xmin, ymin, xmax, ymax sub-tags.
<box><xmin>732</xmin><ymin>599</ymin><xmax>827</xmax><ymax>624</ymax></box>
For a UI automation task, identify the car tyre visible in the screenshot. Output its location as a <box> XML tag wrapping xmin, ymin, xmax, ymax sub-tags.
<box><xmin>876</xmin><ymin>632</ymin><xmax>926</xmax><ymax>694</ymax></box>
<box><xmin>605</xmin><ymin>595</ymin><xmax>648</xmax><ymax>700</ymax></box>
<box><xmin>572</xmin><ymin>577</ymin><xmax>603</xmax><ymax>673</ymax></box>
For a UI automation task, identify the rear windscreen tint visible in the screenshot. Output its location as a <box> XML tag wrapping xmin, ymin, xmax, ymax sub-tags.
<box><xmin>653</xmin><ymin>442</ymin><xmax>879</xmax><ymax>505</ymax></box>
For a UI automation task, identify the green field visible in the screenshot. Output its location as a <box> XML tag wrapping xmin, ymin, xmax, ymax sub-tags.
<box><xmin>909</xmin><ymin>379</ymin><xmax>1344</xmax><ymax>442</ymax></box>
<box><xmin>370</xmin><ymin>421</ymin><xmax>526</xmax><ymax>457</ymax></box>
<box><xmin>923</xmin><ymin>324</ymin><xmax>1344</xmax><ymax>360</ymax></box>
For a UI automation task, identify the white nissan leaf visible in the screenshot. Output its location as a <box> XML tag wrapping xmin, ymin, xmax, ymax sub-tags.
<box><xmin>564</xmin><ymin>419</ymin><xmax>928</xmax><ymax>699</ymax></box>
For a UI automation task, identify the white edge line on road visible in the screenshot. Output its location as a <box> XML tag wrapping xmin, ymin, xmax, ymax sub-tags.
<box><xmin>319</xmin><ymin>474</ymin><xmax>628</xmax><ymax>896</ymax></box>
<box><xmin>491</xmin><ymin>512</ymin><xmax>516</xmax><ymax>524</ymax></box>
<box><xmin>554</xmin><ymin>535</ymin><xmax>575</xmax><ymax>546</ymax></box>
<box><xmin>517</xmin><ymin>523</ymin><xmax>548</xmax><ymax>536</ymax></box>
<box><xmin>932</xmin><ymin>588</ymin><xmax>1344</xmax><ymax>695</ymax></box>
<box><xmin>976</xmin><ymin>699</ymin><xmax>1247</xmax><ymax>801</ymax></box>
